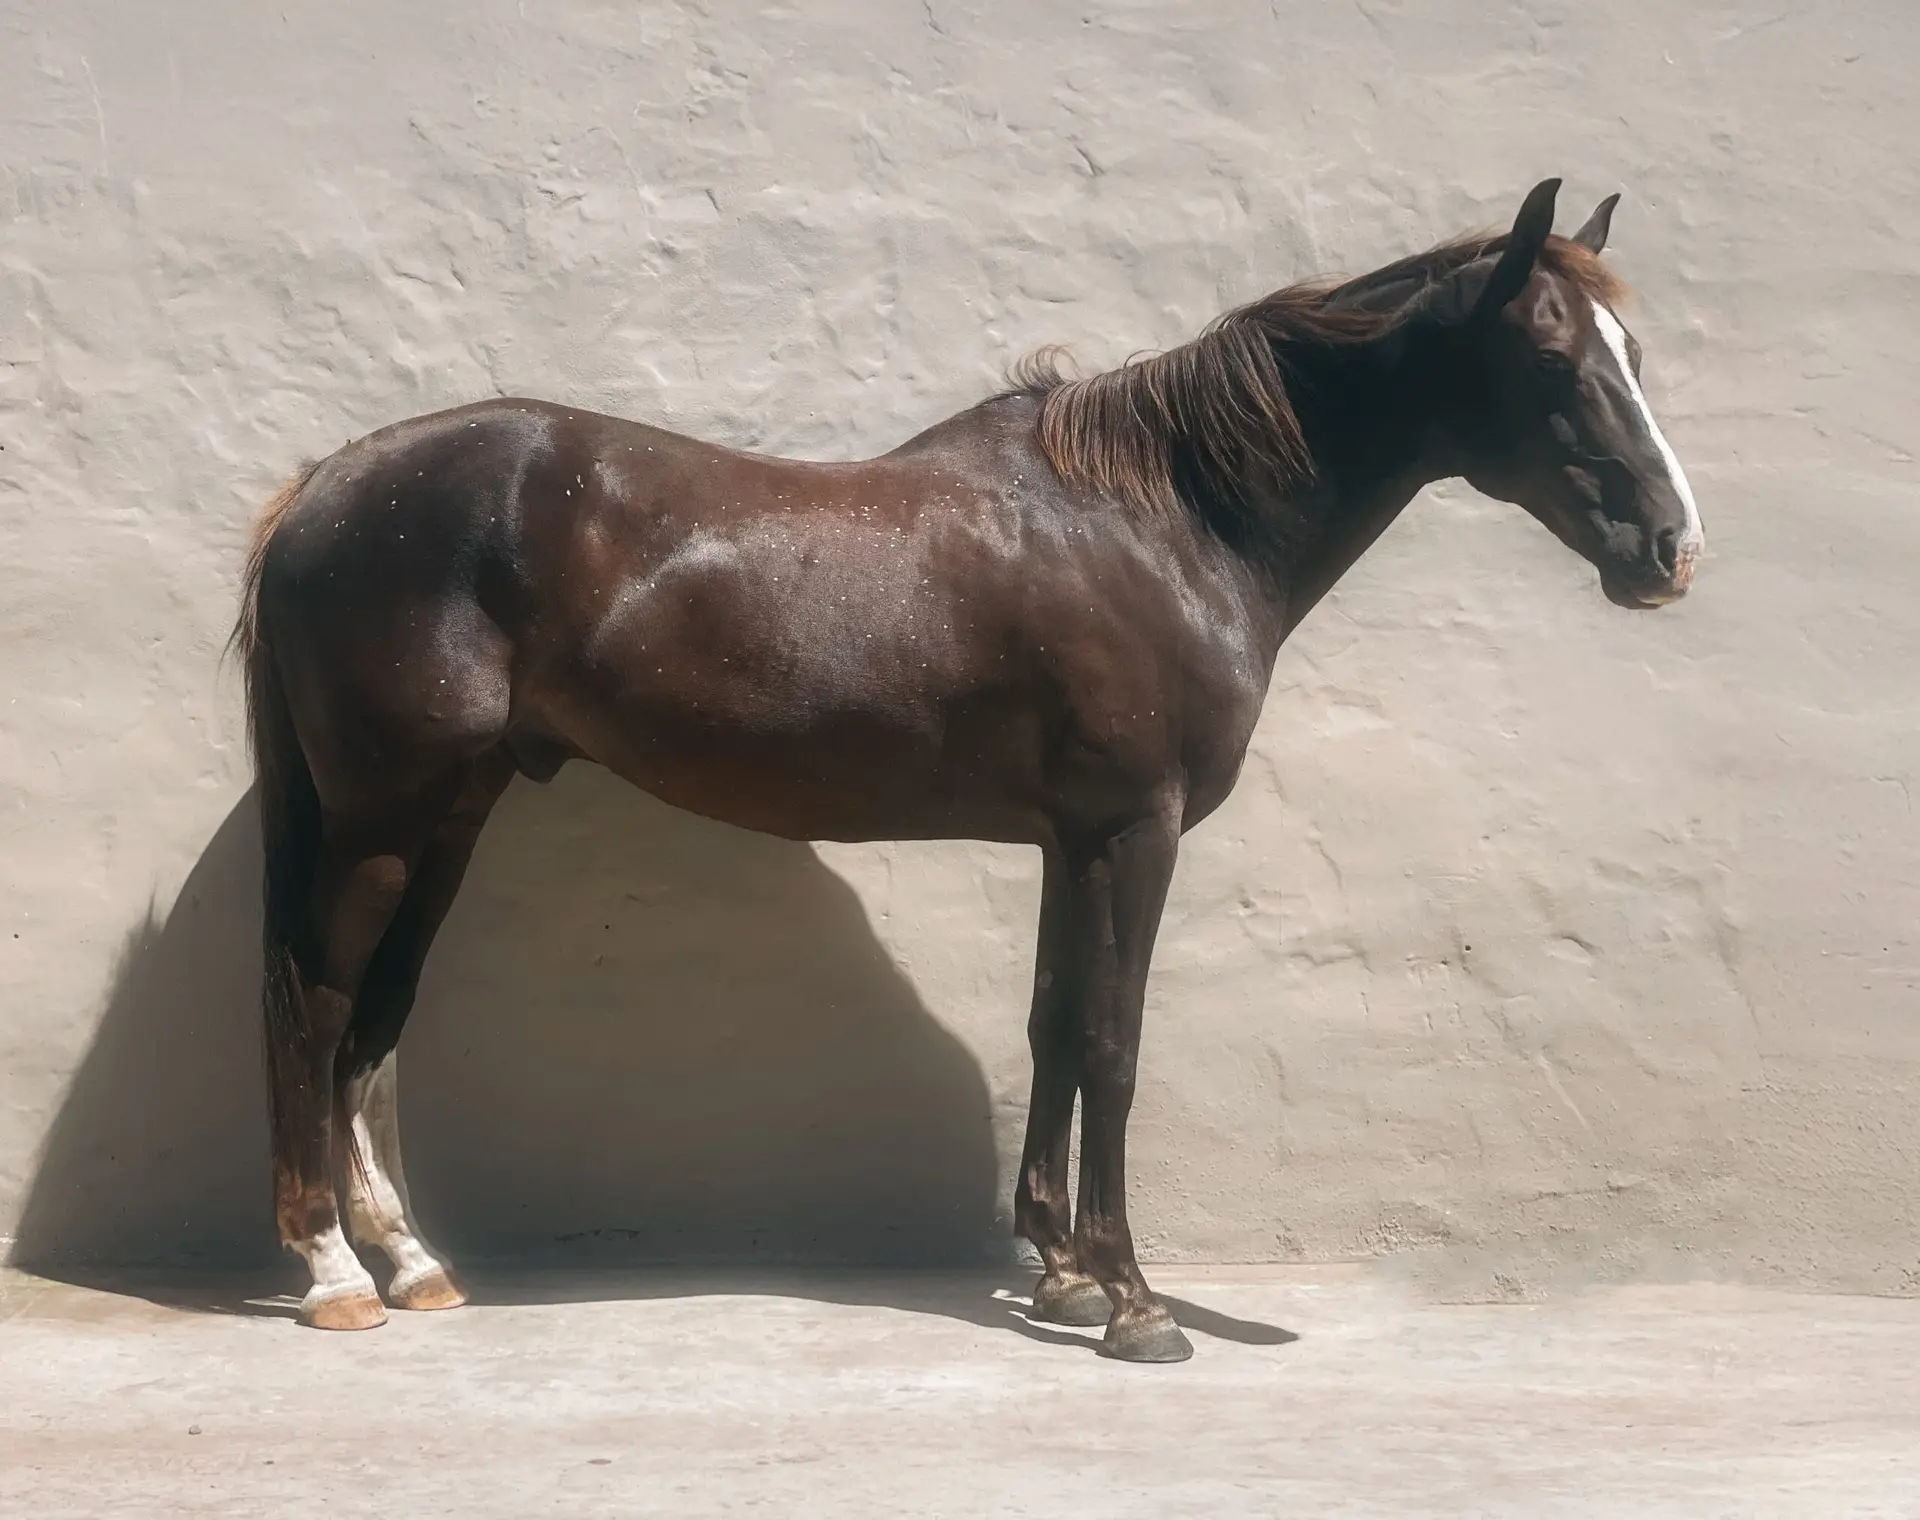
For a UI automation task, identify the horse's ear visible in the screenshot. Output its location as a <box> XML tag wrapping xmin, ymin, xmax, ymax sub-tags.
<box><xmin>1570</xmin><ymin>192</ymin><xmax>1621</xmax><ymax>254</ymax></box>
<box><xmin>1471</xmin><ymin>177</ymin><xmax>1560</xmax><ymax>321</ymax></box>
<box><xmin>1427</xmin><ymin>177</ymin><xmax>1561</xmax><ymax>328</ymax></box>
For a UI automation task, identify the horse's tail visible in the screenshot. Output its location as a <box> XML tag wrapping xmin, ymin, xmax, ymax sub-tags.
<box><xmin>234</xmin><ymin>462</ymin><xmax>322</xmax><ymax>1222</ymax></box>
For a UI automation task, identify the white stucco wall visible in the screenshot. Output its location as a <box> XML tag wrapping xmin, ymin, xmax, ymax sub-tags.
<box><xmin>3</xmin><ymin>0</ymin><xmax>1915</xmax><ymax>1292</ymax></box>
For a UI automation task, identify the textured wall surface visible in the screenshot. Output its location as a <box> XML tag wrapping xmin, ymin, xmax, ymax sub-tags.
<box><xmin>2</xmin><ymin>0</ymin><xmax>1915</xmax><ymax>1290</ymax></box>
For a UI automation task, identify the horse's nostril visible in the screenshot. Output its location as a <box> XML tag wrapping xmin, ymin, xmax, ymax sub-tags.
<box><xmin>1654</xmin><ymin>526</ymin><xmax>1680</xmax><ymax>576</ymax></box>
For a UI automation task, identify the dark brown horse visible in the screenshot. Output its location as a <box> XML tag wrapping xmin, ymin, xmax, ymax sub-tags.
<box><xmin>237</xmin><ymin>178</ymin><xmax>1702</xmax><ymax>1361</ymax></box>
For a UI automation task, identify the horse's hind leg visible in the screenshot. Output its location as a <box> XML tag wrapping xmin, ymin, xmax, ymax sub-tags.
<box><xmin>337</xmin><ymin>750</ymin><xmax>514</xmax><ymax>1312</ymax></box>
<box><xmin>281</xmin><ymin>816</ymin><xmax>429</xmax><ymax>1330</ymax></box>
<box><xmin>339</xmin><ymin>1055</ymin><xmax>454</xmax><ymax>1310</ymax></box>
<box><xmin>1014</xmin><ymin>849</ymin><xmax>1110</xmax><ymax>1327</ymax></box>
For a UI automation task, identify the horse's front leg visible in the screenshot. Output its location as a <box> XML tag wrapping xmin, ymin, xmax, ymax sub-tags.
<box><xmin>1064</xmin><ymin>808</ymin><xmax>1192</xmax><ymax>1362</ymax></box>
<box><xmin>1014</xmin><ymin>849</ymin><xmax>1109</xmax><ymax>1327</ymax></box>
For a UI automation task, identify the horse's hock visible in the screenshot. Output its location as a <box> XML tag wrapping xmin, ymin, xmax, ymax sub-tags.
<box><xmin>4</xmin><ymin>0</ymin><xmax>1917</xmax><ymax>1326</ymax></box>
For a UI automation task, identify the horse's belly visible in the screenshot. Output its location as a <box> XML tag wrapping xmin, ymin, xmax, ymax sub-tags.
<box><xmin>551</xmin><ymin>658</ymin><xmax>1051</xmax><ymax>844</ymax></box>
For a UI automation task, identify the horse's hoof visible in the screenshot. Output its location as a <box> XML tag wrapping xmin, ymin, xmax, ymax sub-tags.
<box><xmin>1101</xmin><ymin>1304</ymin><xmax>1194</xmax><ymax>1363</ymax></box>
<box><xmin>1029</xmin><ymin>1273</ymin><xmax>1112</xmax><ymax>1327</ymax></box>
<box><xmin>299</xmin><ymin>1286</ymin><xmax>388</xmax><ymax>1331</ymax></box>
<box><xmin>387</xmin><ymin>1265</ymin><xmax>467</xmax><ymax>1312</ymax></box>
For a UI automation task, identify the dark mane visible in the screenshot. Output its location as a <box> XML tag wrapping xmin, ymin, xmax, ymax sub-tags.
<box><xmin>1018</xmin><ymin>232</ymin><xmax>1627</xmax><ymax>523</ymax></box>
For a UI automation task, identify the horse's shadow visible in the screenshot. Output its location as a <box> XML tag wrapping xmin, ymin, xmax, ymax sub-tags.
<box><xmin>11</xmin><ymin>768</ymin><xmax>1006</xmax><ymax>1293</ymax></box>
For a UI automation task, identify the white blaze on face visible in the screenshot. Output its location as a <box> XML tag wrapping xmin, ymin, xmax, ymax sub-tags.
<box><xmin>1588</xmin><ymin>301</ymin><xmax>1705</xmax><ymax>566</ymax></box>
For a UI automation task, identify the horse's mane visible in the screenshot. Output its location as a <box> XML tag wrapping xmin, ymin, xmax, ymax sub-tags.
<box><xmin>1015</xmin><ymin>231</ymin><xmax>1627</xmax><ymax>524</ymax></box>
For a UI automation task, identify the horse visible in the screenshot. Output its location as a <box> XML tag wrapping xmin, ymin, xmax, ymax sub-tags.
<box><xmin>235</xmin><ymin>177</ymin><xmax>1703</xmax><ymax>1362</ymax></box>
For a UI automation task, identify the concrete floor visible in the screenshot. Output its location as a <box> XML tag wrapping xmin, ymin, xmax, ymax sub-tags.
<box><xmin>2</xmin><ymin>1265</ymin><xmax>1916</xmax><ymax>1517</ymax></box>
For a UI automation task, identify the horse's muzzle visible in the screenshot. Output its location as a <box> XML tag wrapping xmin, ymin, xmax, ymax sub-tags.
<box><xmin>1604</xmin><ymin>528</ymin><xmax>1700</xmax><ymax>610</ymax></box>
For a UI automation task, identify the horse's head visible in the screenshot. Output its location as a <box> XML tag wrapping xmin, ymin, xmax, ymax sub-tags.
<box><xmin>1426</xmin><ymin>179</ymin><xmax>1704</xmax><ymax>609</ymax></box>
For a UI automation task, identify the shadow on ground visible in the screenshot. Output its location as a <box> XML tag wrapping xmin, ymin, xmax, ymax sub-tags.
<box><xmin>6</xmin><ymin>1265</ymin><xmax>1299</xmax><ymax>1355</ymax></box>
<box><xmin>471</xmin><ymin>1271</ymin><xmax>1300</xmax><ymax>1352</ymax></box>
<box><xmin>11</xmin><ymin>766</ymin><xmax>1008</xmax><ymax>1311</ymax></box>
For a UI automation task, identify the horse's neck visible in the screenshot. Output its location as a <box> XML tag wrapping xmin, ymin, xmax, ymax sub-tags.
<box><xmin>1259</xmin><ymin>344</ymin><xmax>1449</xmax><ymax>642</ymax></box>
<box><xmin>1271</xmin><ymin>460</ymin><xmax>1438</xmax><ymax>639</ymax></box>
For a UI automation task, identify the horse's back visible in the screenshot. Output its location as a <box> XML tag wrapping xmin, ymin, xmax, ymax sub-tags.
<box><xmin>511</xmin><ymin>398</ymin><xmax>1085</xmax><ymax>838</ymax></box>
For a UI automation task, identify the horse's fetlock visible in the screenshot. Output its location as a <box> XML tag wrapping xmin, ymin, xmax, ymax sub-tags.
<box><xmin>1015</xmin><ymin>1197</ymin><xmax>1070</xmax><ymax>1249</ymax></box>
<box><xmin>275</xmin><ymin>1175</ymin><xmax>337</xmax><ymax>1247</ymax></box>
